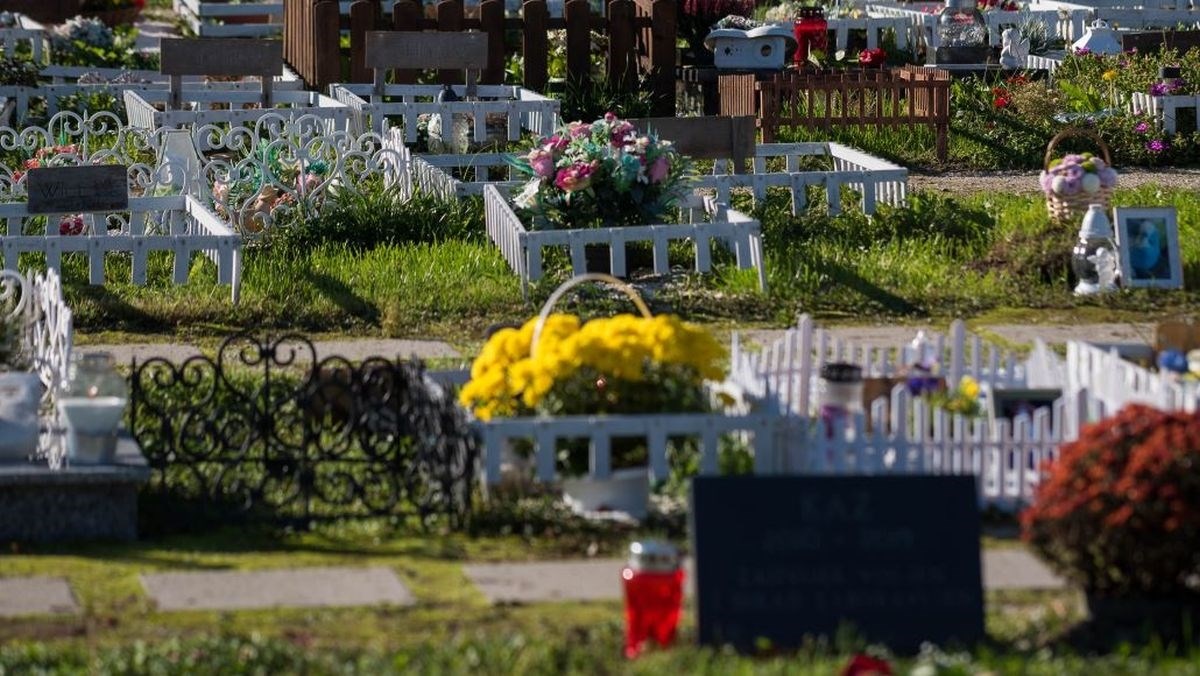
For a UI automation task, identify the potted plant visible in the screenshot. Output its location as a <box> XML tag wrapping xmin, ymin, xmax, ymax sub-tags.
<box><xmin>1021</xmin><ymin>404</ymin><xmax>1200</xmax><ymax>637</ymax></box>
<box><xmin>459</xmin><ymin>274</ymin><xmax>725</xmax><ymax>518</ymax></box>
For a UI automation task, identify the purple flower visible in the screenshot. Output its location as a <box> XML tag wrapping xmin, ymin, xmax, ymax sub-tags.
<box><xmin>1074</xmin><ymin>47</ymin><xmax>1091</xmax><ymax>56</ymax></box>
<box><xmin>906</xmin><ymin>375</ymin><xmax>941</xmax><ymax>397</ymax></box>
<box><xmin>1146</xmin><ymin>139</ymin><xmax>1168</xmax><ymax>153</ymax></box>
<box><xmin>1135</xmin><ymin>121</ymin><xmax>1150</xmax><ymax>134</ymax></box>
<box><xmin>1150</xmin><ymin>82</ymin><xmax>1169</xmax><ymax>96</ymax></box>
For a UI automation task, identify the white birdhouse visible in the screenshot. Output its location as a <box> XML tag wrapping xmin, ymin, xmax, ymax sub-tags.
<box><xmin>704</xmin><ymin>25</ymin><xmax>796</xmax><ymax>70</ymax></box>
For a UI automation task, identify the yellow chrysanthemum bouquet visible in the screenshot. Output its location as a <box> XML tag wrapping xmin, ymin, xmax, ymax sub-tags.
<box><xmin>459</xmin><ymin>275</ymin><xmax>726</xmax><ymax>473</ymax></box>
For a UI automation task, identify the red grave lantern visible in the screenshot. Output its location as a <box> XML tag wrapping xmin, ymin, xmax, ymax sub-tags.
<box><xmin>793</xmin><ymin>6</ymin><xmax>828</xmax><ymax>66</ymax></box>
<box><xmin>621</xmin><ymin>540</ymin><xmax>684</xmax><ymax>659</ymax></box>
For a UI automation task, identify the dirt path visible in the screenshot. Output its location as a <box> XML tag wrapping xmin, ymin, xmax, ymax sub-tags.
<box><xmin>909</xmin><ymin>168</ymin><xmax>1200</xmax><ymax>195</ymax></box>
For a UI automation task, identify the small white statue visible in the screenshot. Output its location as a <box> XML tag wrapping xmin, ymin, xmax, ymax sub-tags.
<box><xmin>1000</xmin><ymin>27</ymin><xmax>1030</xmax><ymax>69</ymax></box>
<box><xmin>1077</xmin><ymin>246</ymin><xmax>1120</xmax><ymax>295</ymax></box>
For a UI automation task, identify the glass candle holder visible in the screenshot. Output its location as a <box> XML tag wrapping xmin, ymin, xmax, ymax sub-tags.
<box><xmin>793</xmin><ymin>7</ymin><xmax>828</xmax><ymax>66</ymax></box>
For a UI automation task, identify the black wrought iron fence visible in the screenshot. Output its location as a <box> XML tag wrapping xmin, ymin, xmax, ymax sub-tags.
<box><xmin>129</xmin><ymin>332</ymin><xmax>478</xmax><ymax>529</ymax></box>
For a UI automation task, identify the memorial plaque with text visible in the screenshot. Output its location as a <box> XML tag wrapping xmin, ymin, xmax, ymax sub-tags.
<box><xmin>26</xmin><ymin>166</ymin><xmax>128</xmax><ymax>214</ymax></box>
<box><xmin>160</xmin><ymin>38</ymin><xmax>282</xmax><ymax>77</ymax></box>
<box><xmin>691</xmin><ymin>475</ymin><xmax>984</xmax><ymax>651</ymax></box>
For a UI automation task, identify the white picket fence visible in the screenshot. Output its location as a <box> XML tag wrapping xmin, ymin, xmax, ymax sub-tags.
<box><xmin>725</xmin><ymin>315</ymin><xmax>1081</xmax><ymax>509</ymax></box>
<box><xmin>395</xmin><ymin>137</ymin><xmax>906</xmax><ymax>217</ymax></box>
<box><xmin>702</xmin><ymin>142</ymin><xmax>908</xmax><ymax>216</ymax></box>
<box><xmin>483</xmin><ymin>185</ymin><xmax>767</xmax><ymax>299</ymax></box>
<box><xmin>730</xmin><ymin>315</ymin><xmax>1030</xmax><ymax>416</ymax></box>
<box><xmin>1130</xmin><ymin>92</ymin><xmax>1199</xmax><ymax>135</ymax></box>
<box><xmin>1</xmin><ymin>195</ymin><xmax>242</xmax><ymax>302</ymax></box>
<box><xmin>124</xmin><ymin>89</ymin><xmax>354</xmax><ymax>149</ymax></box>
<box><xmin>333</xmin><ymin>84</ymin><xmax>559</xmax><ymax>140</ymax></box>
<box><xmin>0</xmin><ymin>267</ymin><xmax>73</xmax><ymax>404</ymax></box>
<box><xmin>824</xmin><ymin>16</ymin><xmax>915</xmax><ymax>51</ymax></box>
<box><xmin>24</xmin><ymin>268</ymin><xmax>72</xmax><ymax>403</ymax></box>
<box><xmin>1065</xmin><ymin>340</ymin><xmax>1200</xmax><ymax>414</ymax></box>
<box><xmin>477</xmin><ymin>412</ymin><xmax>780</xmax><ymax>486</ymax></box>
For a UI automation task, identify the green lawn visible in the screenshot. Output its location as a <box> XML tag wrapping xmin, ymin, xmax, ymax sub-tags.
<box><xmin>48</xmin><ymin>186</ymin><xmax>1200</xmax><ymax>349</ymax></box>
<box><xmin>4</xmin><ymin>527</ymin><xmax>1196</xmax><ymax>675</ymax></box>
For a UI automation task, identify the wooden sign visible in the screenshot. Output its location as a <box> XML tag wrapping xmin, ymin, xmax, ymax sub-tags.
<box><xmin>629</xmin><ymin>116</ymin><xmax>755</xmax><ymax>172</ymax></box>
<box><xmin>26</xmin><ymin>166</ymin><xmax>128</xmax><ymax>214</ymax></box>
<box><xmin>364</xmin><ymin>31</ymin><xmax>488</xmax><ymax>71</ymax></box>
<box><xmin>1156</xmin><ymin>320</ymin><xmax>1200</xmax><ymax>354</ymax></box>
<box><xmin>159</xmin><ymin>38</ymin><xmax>282</xmax><ymax>77</ymax></box>
<box><xmin>691</xmin><ymin>475</ymin><xmax>985</xmax><ymax>651</ymax></box>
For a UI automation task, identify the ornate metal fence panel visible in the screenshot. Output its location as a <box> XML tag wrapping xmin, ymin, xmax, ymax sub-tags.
<box><xmin>129</xmin><ymin>332</ymin><xmax>478</xmax><ymax>528</ymax></box>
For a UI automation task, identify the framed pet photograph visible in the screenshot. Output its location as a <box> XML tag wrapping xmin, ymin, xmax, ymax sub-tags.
<box><xmin>1113</xmin><ymin>207</ymin><xmax>1183</xmax><ymax>289</ymax></box>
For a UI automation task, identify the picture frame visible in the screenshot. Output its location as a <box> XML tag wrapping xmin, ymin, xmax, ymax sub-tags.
<box><xmin>1113</xmin><ymin>207</ymin><xmax>1184</xmax><ymax>289</ymax></box>
<box><xmin>988</xmin><ymin>388</ymin><xmax>1063</xmax><ymax>424</ymax></box>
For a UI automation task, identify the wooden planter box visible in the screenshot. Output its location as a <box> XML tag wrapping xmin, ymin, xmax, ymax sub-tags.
<box><xmin>332</xmin><ymin>83</ymin><xmax>559</xmax><ymax>140</ymax></box>
<box><xmin>719</xmin><ymin>65</ymin><xmax>951</xmax><ymax>161</ymax></box>
<box><xmin>482</xmin><ymin>184</ymin><xmax>767</xmax><ymax>299</ymax></box>
<box><xmin>0</xmin><ymin>194</ymin><xmax>242</xmax><ymax>302</ymax></box>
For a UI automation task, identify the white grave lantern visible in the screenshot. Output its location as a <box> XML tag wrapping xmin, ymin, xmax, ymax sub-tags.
<box><xmin>704</xmin><ymin>25</ymin><xmax>796</xmax><ymax>70</ymax></box>
<box><xmin>1071</xmin><ymin>19</ymin><xmax>1123</xmax><ymax>56</ymax></box>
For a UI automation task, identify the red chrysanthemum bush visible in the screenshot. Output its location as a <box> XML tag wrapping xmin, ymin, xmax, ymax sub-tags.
<box><xmin>1021</xmin><ymin>404</ymin><xmax>1200</xmax><ymax>597</ymax></box>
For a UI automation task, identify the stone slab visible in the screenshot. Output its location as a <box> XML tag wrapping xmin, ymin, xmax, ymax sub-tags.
<box><xmin>141</xmin><ymin>566</ymin><xmax>415</xmax><ymax>612</ymax></box>
<box><xmin>463</xmin><ymin>549</ymin><xmax>1066</xmax><ymax>604</ymax></box>
<box><xmin>463</xmin><ymin>560</ymin><xmax>626</xmax><ymax>604</ymax></box>
<box><xmin>0</xmin><ymin>437</ymin><xmax>147</xmax><ymax>542</ymax></box>
<box><xmin>981</xmin><ymin>548</ymin><xmax>1067</xmax><ymax>590</ymax></box>
<box><xmin>0</xmin><ymin>577</ymin><xmax>78</xmax><ymax>617</ymax></box>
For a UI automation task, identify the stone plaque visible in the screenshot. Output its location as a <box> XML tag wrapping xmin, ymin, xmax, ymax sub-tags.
<box><xmin>691</xmin><ymin>475</ymin><xmax>984</xmax><ymax>651</ymax></box>
<box><xmin>364</xmin><ymin>31</ymin><xmax>488</xmax><ymax>71</ymax></box>
<box><xmin>159</xmin><ymin>37</ymin><xmax>282</xmax><ymax>77</ymax></box>
<box><xmin>26</xmin><ymin>166</ymin><xmax>128</xmax><ymax>214</ymax></box>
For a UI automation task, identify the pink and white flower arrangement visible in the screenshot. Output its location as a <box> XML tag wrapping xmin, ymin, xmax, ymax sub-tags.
<box><xmin>510</xmin><ymin>113</ymin><xmax>691</xmax><ymax>230</ymax></box>
<box><xmin>1039</xmin><ymin>151</ymin><xmax>1118</xmax><ymax>198</ymax></box>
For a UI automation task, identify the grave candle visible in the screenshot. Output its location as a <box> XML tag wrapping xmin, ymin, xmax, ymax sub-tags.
<box><xmin>621</xmin><ymin>540</ymin><xmax>684</xmax><ymax>658</ymax></box>
<box><xmin>793</xmin><ymin>7</ymin><xmax>828</xmax><ymax>67</ymax></box>
<box><xmin>57</xmin><ymin>352</ymin><xmax>128</xmax><ymax>465</ymax></box>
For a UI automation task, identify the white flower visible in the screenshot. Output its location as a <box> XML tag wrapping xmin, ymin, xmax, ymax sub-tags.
<box><xmin>513</xmin><ymin>179</ymin><xmax>540</xmax><ymax>209</ymax></box>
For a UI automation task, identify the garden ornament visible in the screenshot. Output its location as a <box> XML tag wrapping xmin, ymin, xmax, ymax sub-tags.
<box><xmin>999</xmin><ymin>27</ymin><xmax>1029</xmax><ymax>68</ymax></box>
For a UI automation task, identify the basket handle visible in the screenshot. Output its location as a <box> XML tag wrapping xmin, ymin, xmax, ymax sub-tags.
<box><xmin>531</xmin><ymin>273</ymin><xmax>652</xmax><ymax>357</ymax></box>
<box><xmin>1044</xmin><ymin>127</ymin><xmax>1112</xmax><ymax>171</ymax></box>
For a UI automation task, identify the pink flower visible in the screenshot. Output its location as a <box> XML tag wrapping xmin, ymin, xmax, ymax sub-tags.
<box><xmin>212</xmin><ymin>179</ymin><xmax>229</xmax><ymax>203</ymax></box>
<box><xmin>527</xmin><ymin>148</ymin><xmax>556</xmax><ymax>179</ymax></box>
<box><xmin>544</xmin><ymin>135</ymin><xmax>569</xmax><ymax>153</ymax></box>
<box><xmin>609</xmin><ymin>120</ymin><xmax>636</xmax><ymax>147</ymax></box>
<box><xmin>58</xmin><ymin>215</ymin><xmax>85</xmax><ymax>236</ymax></box>
<box><xmin>295</xmin><ymin>171</ymin><xmax>322</xmax><ymax>195</ymax></box>
<box><xmin>647</xmin><ymin>155</ymin><xmax>670</xmax><ymax>184</ymax></box>
<box><xmin>554</xmin><ymin>161</ymin><xmax>596</xmax><ymax>192</ymax></box>
<box><xmin>604</xmin><ymin>112</ymin><xmax>618</xmax><ymax>122</ymax></box>
<box><xmin>567</xmin><ymin>121</ymin><xmax>590</xmax><ymax>138</ymax></box>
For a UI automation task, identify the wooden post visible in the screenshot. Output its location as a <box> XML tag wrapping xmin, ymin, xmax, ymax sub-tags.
<box><xmin>522</xmin><ymin>0</ymin><xmax>549</xmax><ymax>93</ymax></box>
<box><xmin>479</xmin><ymin>0</ymin><xmax>505</xmax><ymax>85</ymax></box>
<box><xmin>564</xmin><ymin>0</ymin><xmax>591</xmax><ymax>87</ymax></box>
<box><xmin>607</xmin><ymin>0</ymin><xmax>636</xmax><ymax>90</ymax></box>
<box><xmin>649</xmin><ymin>0</ymin><xmax>676</xmax><ymax>116</ymax></box>
<box><xmin>350</xmin><ymin>0</ymin><xmax>381</xmax><ymax>83</ymax></box>
<box><xmin>315</xmin><ymin>0</ymin><xmax>341</xmax><ymax>89</ymax></box>
<box><xmin>436</xmin><ymin>0</ymin><xmax>465</xmax><ymax>85</ymax></box>
<box><xmin>392</xmin><ymin>0</ymin><xmax>423</xmax><ymax>84</ymax></box>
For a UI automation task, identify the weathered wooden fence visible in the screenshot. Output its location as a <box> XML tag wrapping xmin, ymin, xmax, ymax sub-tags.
<box><xmin>720</xmin><ymin>65</ymin><xmax>951</xmax><ymax>161</ymax></box>
<box><xmin>283</xmin><ymin>0</ymin><xmax>676</xmax><ymax>114</ymax></box>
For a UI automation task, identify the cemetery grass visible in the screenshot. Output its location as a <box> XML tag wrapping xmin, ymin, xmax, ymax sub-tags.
<box><xmin>53</xmin><ymin>186</ymin><xmax>1200</xmax><ymax>348</ymax></box>
<box><xmin>3</xmin><ymin>528</ymin><xmax>1199</xmax><ymax>673</ymax></box>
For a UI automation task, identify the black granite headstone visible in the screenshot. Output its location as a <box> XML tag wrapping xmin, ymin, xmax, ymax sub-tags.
<box><xmin>26</xmin><ymin>165</ymin><xmax>128</xmax><ymax>214</ymax></box>
<box><xmin>690</xmin><ymin>475</ymin><xmax>984</xmax><ymax>651</ymax></box>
